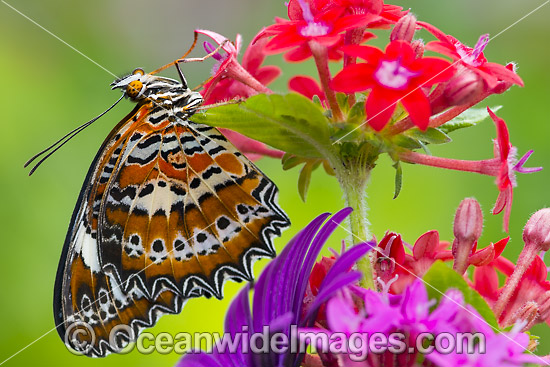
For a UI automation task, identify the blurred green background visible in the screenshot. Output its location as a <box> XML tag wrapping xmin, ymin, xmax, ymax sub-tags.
<box><xmin>1</xmin><ymin>0</ymin><xmax>549</xmax><ymax>365</ymax></box>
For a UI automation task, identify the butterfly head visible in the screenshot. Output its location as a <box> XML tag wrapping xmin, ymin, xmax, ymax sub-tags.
<box><xmin>110</xmin><ymin>68</ymin><xmax>199</xmax><ymax>105</ymax></box>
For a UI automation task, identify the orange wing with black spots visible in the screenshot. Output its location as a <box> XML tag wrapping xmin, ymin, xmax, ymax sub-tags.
<box><xmin>54</xmin><ymin>70</ymin><xmax>289</xmax><ymax>357</ymax></box>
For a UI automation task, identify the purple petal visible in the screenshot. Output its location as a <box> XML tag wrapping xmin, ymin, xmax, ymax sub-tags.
<box><xmin>321</xmin><ymin>243</ymin><xmax>372</xmax><ymax>290</ymax></box>
<box><xmin>203</xmin><ymin>41</ymin><xmax>224</xmax><ymax>61</ymax></box>
<box><xmin>293</xmin><ymin>208</ymin><xmax>353</xmax><ymax>314</ymax></box>
<box><xmin>303</xmin><ymin>272</ymin><xmax>362</xmax><ymax>323</ymax></box>
<box><xmin>279</xmin><ymin>212</ymin><xmax>332</xmax><ymax>324</ymax></box>
<box><xmin>225</xmin><ymin>286</ymin><xmax>252</xmax><ymax>336</ymax></box>
<box><xmin>196</xmin><ymin>29</ymin><xmax>237</xmax><ymax>54</ymax></box>
<box><xmin>301</xmin><ymin>242</ymin><xmax>372</xmax><ymax>323</ymax></box>
<box><xmin>253</xmin><ymin>212</ymin><xmax>331</xmax><ymax>332</ymax></box>
<box><xmin>513</xmin><ymin>150</ymin><xmax>543</xmax><ymax>173</ymax></box>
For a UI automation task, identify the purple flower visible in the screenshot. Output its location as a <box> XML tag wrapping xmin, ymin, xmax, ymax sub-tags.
<box><xmin>425</xmin><ymin>322</ymin><xmax>550</xmax><ymax>367</ymax></box>
<box><xmin>315</xmin><ymin>279</ymin><xmax>547</xmax><ymax>366</ymax></box>
<box><xmin>177</xmin><ymin>208</ymin><xmax>372</xmax><ymax>367</ymax></box>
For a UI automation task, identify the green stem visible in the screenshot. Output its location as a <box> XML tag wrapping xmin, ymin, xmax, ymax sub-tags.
<box><xmin>333</xmin><ymin>159</ymin><xmax>376</xmax><ymax>290</ymax></box>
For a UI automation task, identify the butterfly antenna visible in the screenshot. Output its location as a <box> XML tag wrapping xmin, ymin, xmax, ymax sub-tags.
<box><xmin>150</xmin><ymin>31</ymin><xmax>230</xmax><ymax>76</ymax></box>
<box><xmin>150</xmin><ymin>31</ymin><xmax>199</xmax><ymax>75</ymax></box>
<box><xmin>25</xmin><ymin>94</ymin><xmax>124</xmax><ymax>176</ymax></box>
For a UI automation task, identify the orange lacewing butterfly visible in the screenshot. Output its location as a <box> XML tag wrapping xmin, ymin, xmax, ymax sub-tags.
<box><xmin>25</xmin><ymin>39</ymin><xmax>290</xmax><ymax>357</ymax></box>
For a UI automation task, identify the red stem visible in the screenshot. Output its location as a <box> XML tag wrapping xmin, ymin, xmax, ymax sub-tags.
<box><xmin>493</xmin><ymin>246</ymin><xmax>538</xmax><ymax>320</ymax></box>
<box><xmin>400</xmin><ymin>151</ymin><xmax>500</xmax><ymax>176</ymax></box>
<box><xmin>226</xmin><ymin>61</ymin><xmax>272</xmax><ymax>94</ymax></box>
<box><xmin>309</xmin><ymin>41</ymin><xmax>344</xmax><ymax>122</ymax></box>
<box><xmin>388</xmin><ymin>88</ymin><xmax>493</xmax><ymax>135</ymax></box>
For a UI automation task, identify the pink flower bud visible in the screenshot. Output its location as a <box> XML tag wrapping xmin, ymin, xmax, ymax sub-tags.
<box><xmin>444</xmin><ymin>68</ymin><xmax>483</xmax><ymax>106</ymax></box>
<box><xmin>454</xmin><ymin>198</ymin><xmax>483</xmax><ymax>241</ymax></box>
<box><xmin>523</xmin><ymin>208</ymin><xmax>550</xmax><ymax>252</ymax></box>
<box><xmin>390</xmin><ymin>14</ymin><xmax>417</xmax><ymax>43</ymax></box>
<box><xmin>494</xmin><ymin>209</ymin><xmax>550</xmax><ymax>319</ymax></box>
<box><xmin>452</xmin><ymin>198</ymin><xmax>483</xmax><ymax>274</ymax></box>
<box><xmin>501</xmin><ymin>301</ymin><xmax>539</xmax><ymax>331</ymax></box>
<box><xmin>410</xmin><ymin>39</ymin><xmax>424</xmax><ymax>58</ymax></box>
<box><xmin>537</xmin><ymin>290</ymin><xmax>550</xmax><ymax>322</ymax></box>
<box><xmin>491</xmin><ymin>62</ymin><xmax>521</xmax><ymax>94</ymax></box>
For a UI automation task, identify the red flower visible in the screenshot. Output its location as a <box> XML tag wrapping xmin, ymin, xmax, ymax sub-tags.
<box><xmin>288</xmin><ymin>75</ymin><xmax>327</xmax><ymax>105</ymax></box>
<box><xmin>486</xmin><ymin>108</ymin><xmax>542</xmax><ymax>231</ymax></box>
<box><xmin>197</xmin><ymin>30</ymin><xmax>283</xmax><ymax>161</ymax></box>
<box><xmin>501</xmin><ymin>256</ymin><xmax>550</xmax><ymax>327</ymax></box>
<box><xmin>198</xmin><ymin>30</ymin><xmax>280</xmax><ymax>103</ymax></box>
<box><xmin>420</xmin><ymin>22</ymin><xmax>524</xmax><ymax>90</ymax></box>
<box><xmin>400</xmin><ymin>111</ymin><xmax>541</xmax><ymax>231</ymax></box>
<box><xmin>331</xmin><ymin>40</ymin><xmax>454</xmax><ymax>131</ymax></box>
<box><xmin>259</xmin><ymin>3</ymin><xmax>377</xmax><ymax>59</ymax></box>
<box><xmin>475</xmin><ymin>256</ymin><xmax>550</xmax><ymax>328</ymax></box>
<box><xmin>373</xmin><ymin>227</ymin><xmax>508</xmax><ymax>294</ymax></box>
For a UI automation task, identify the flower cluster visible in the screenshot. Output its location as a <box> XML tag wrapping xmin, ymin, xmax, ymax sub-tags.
<box><xmin>194</xmin><ymin>0</ymin><xmax>538</xmax><ymax>232</ymax></box>
<box><xmin>177</xmin><ymin>207</ymin><xmax>550</xmax><ymax>366</ymax></box>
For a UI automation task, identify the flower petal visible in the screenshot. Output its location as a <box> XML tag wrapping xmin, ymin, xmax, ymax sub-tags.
<box><xmin>331</xmin><ymin>63</ymin><xmax>375</xmax><ymax>92</ymax></box>
<box><xmin>196</xmin><ymin>29</ymin><xmax>237</xmax><ymax>55</ymax></box>
<box><xmin>401</xmin><ymin>88</ymin><xmax>431</xmax><ymax>130</ymax></box>
<box><xmin>340</xmin><ymin>44</ymin><xmax>384</xmax><ymax>62</ymax></box>
<box><xmin>365</xmin><ymin>87</ymin><xmax>399</xmax><ymax>131</ymax></box>
<box><xmin>264</xmin><ymin>31</ymin><xmax>305</xmax><ymax>53</ymax></box>
<box><xmin>289</xmin><ymin>75</ymin><xmax>326</xmax><ymax>101</ymax></box>
<box><xmin>483</xmin><ymin>62</ymin><xmax>524</xmax><ymax>87</ymax></box>
<box><xmin>283</xmin><ymin>43</ymin><xmax>313</xmax><ymax>62</ymax></box>
<box><xmin>487</xmin><ymin>108</ymin><xmax>511</xmax><ymax>161</ymax></box>
<box><xmin>254</xmin><ymin>66</ymin><xmax>281</xmax><ymax>85</ymax></box>
<box><xmin>413</xmin><ymin>57</ymin><xmax>454</xmax><ymax>86</ymax></box>
<box><xmin>385</xmin><ymin>40</ymin><xmax>415</xmax><ymax>64</ymax></box>
<box><xmin>332</xmin><ymin>13</ymin><xmax>380</xmax><ymax>33</ymax></box>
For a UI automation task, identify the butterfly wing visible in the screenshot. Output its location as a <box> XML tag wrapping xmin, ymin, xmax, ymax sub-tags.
<box><xmin>54</xmin><ymin>102</ymin><xmax>289</xmax><ymax>357</ymax></box>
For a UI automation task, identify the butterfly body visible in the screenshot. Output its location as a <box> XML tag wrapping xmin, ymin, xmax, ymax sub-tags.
<box><xmin>53</xmin><ymin>69</ymin><xmax>289</xmax><ymax>356</ymax></box>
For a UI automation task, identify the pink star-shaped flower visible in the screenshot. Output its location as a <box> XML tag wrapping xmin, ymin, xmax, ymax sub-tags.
<box><xmin>420</xmin><ymin>22</ymin><xmax>524</xmax><ymax>90</ymax></box>
<box><xmin>331</xmin><ymin>40</ymin><xmax>454</xmax><ymax>130</ymax></box>
<box><xmin>483</xmin><ymin>108</ymin><xmax>542</xmax><ymax>231</ymax></box>
<box><xmin>259</xmin><ymin>3</ymin><xmax>377</xmax><ymax>58</ymax></box>
<box><xmin>196</xmin><ymin>30</ymin><xmax>283</xmax><ymax>161</ymax></box>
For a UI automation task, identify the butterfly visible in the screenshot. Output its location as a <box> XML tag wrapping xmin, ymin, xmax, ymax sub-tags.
<box><xmin>27</xmin><ymin>55</ymin><xmax>290</xmax><ymax>356</ymax></box>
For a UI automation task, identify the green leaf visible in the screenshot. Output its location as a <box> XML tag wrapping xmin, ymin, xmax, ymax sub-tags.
<box><xmin>423</xmin><ymin>261</ymin><xmax>499</xmax><ymax>329</ymax></box>
<box><xmin>438</xmin><ymin>106</ymin><xmax>502</xmax><ymax>134</ymax></box>
<box><xmin>282</xmin><ymin>155</ymin><xmax>305</xmax><ymax>170</ymax></box>
<box><xmin>193</xmin><ymin>93</ymin><xmax>333</xmax><ymax>159</ymax></box>
<box><xmin>330</xmin><ymin>123</ymin><xmax>363</xmax><ymax>143</ymax></box>
<box><xmin>347</xmin><ymin>101</ymin><xmax>366</xmax><ymax>125</ymax></box>
<box><xmin>336</xmin><ymin>93</ymin><xmax>349</xmax><ymax>113</ymax></box>
<box><xmin>407</xmin><ymin>128</ymin><xmax>451</xmax><ymax>145</ymax></box>
<box><xmin>298</xmin><ymin>161</ymin><xmax>320</xmax><ymax>202</ymax></box>
<box><xmin>392</xmin><ymin>135</ymin><xmax>423</xmax><ymax>150</ymax></box>
<box><xmin>393</xmin><ymin>161</ymin><xmax>402</xmax><ymax>199</ymax></box>
<box><xmin>312</xmin><ymin>95</ymin><xmax>322</xmax><ymax>106</ymax></box>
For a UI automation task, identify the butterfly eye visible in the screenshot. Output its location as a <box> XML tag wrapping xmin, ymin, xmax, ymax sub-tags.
<box><xmin>126</xmin><ymin>80</ymin><xmax>144</xmax><ymax>99</ymax></box>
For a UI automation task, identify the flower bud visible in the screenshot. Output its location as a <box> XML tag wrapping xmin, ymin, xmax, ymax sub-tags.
<box><xmin>452</xmin><ymin>198</ymin><xmax>483</xmax><ymax>274</ymax></box>
<box><xmin>501</xmin><ymin>301</ymin><xmax>539</xmax><ymax>331</ymax></box>
<box><xmin>491</xmin><ymin>62</ymin><xmax>519</xmax><ymax>94</ymax></box>
<box><xmin>444</xmin><ymin>68</ymin><xmax>483</xmax><ymax>106</ymax></box>
<box><xmin>523</xmin><ymin>208</ymin><xmax>550</xmax><ymax>252</ymax></box>
<box><xmin>537</xmin><ymin>290</ymin><xmax>550</xmax><ymax>322</ymax></box>
<box><xmin>494</xmin><ymin>210</ymin><xmax>550</xmax><ymax>319</ymax></box>
<box><xmin>410</xmin><ymin>39</ymin><xmax>424</xmax><ymax>58</ymax></box>
<box><xmin>454</xmin><ymin>198</ymin><xmax>484</xmax><ymax>241</ymax></box>
<box><xmin>390</xmin><ymin>14</ymin><xmax>417</xmax><ymax>43</ymax></box>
